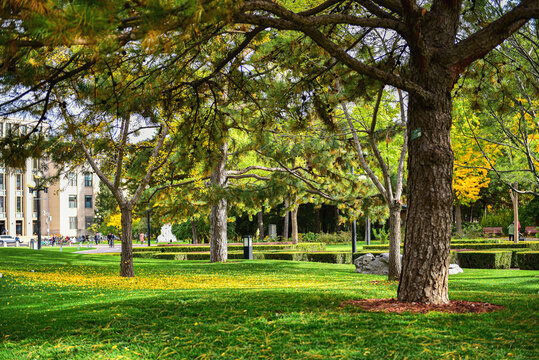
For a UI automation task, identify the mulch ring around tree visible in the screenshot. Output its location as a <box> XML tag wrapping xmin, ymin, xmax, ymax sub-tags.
<box><xmin>341</xmin><ymin>299</ymin><xmax>505</xmax><ymax>314</ymax></box>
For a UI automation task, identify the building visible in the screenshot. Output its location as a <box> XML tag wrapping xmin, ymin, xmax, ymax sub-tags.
<box><xmin>0</xmin><ymin>117</ymin><xmax>99</xmax><ymax>239</ymax></box>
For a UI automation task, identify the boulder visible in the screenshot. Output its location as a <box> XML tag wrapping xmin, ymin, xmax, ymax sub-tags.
<box><xmin>354</xmin><ymin>253</ymin><xmax>463</xmax><ymax>276</ymax></box>
<box><xmin>449</xmin><ymin>263</ymin><xmax>464</xmax><ymax>275</ymax></box>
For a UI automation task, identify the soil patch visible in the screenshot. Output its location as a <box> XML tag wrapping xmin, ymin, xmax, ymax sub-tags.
<box><xmin>342</xmin><ymin>298</ymin><xmax>504</xmax><ymax>314</ymax></box>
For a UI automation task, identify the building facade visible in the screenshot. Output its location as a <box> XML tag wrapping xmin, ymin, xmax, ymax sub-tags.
<box><xmin>0</xmin><ymin>117</ymin><xmax>99</xmax><ymax>239</ymax></box>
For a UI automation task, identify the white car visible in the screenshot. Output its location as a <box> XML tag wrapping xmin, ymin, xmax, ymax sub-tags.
<box><xmin>0</xmin><ymin>235</ymin><xmax>21</xmax><ymax>245</ymax></box>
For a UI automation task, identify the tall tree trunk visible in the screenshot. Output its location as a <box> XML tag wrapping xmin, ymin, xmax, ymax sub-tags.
<box><xmin>510</xmin><ymin>185</ymin><xmax>519</xmax><ymax>243</ymax></box>
<box><xmin>283</xmin><ymin>199</ymin><xmax>289</xmax><ymax>240</ymax></box>
<box><xmin>291</xmin><ymin>206</ymin><xmax>298</xmax><ymax>244</ymax></box>
<box><xmin>191</xmin><ymin>218</ymin><xmax>199</xmax><ymax>244</ymax></box>
<box><xmin>314</xmin><ymin>207</ymin><xmax>321</xmax><ymax>234</ymax></box>
<box><xmin>388</xmin><ymin>202</ymin><xmax>402</xmax><ymax>281</ymax></box>
<box><xmin>210</xmin><ymin>141</ymin><xmax>228</xmax><ymax>262</ymax></box>
<box><xmin>257</xmin><ymin>208</ymin><xmax>264</xmax><ymax>240</ymax></box>
<box><xmin>455</xmin><ymin>202</ymin><xmax>463</xmax><ymax>237</ymax></box>
<box><xmin>469</xmin><ymin>204</ymin><xmax>473</xmax><ymax>222</ymax></box>
<box><xmin>120</xmin><ymin>207</ymin><xmax>134</xmax><ymax>277</ymax></box>
<box><xmin>398</xmin><ymin>61</ymin><xmax>454</xmax><ymax>304</ymax></box>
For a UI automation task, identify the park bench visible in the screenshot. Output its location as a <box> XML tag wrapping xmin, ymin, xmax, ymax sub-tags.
<box><xmin>483</xmin><ymin>227</ymin><xmax>503</xmax><ymax>237</ymax></box>
<box><xmin>524</xmin><ymin>226</ymin><xmax>538</xmax><ymax>236</ymax></box>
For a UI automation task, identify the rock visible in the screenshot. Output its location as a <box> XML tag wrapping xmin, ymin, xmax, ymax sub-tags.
<box><xmin>354</xmin><ymin>253</ymin><xmax>403</xmax><ymax>275</ymax></box>
<box><xmin>449</xmin><ymin>263</ymin><xmax>463</xmax><ymax>275</ymax></box>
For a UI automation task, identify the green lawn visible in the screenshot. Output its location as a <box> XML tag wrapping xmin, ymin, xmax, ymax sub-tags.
<box><xmin>0</xmin><ymin>248</ymin><xmax>537</xmax><ymax>359</ymax></box>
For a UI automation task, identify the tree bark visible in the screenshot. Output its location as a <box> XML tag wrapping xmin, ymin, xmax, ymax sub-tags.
<box><xmin>191</xmin><ymin>218</ymin><xmax>199</xmax><ymax>244</ymax></box>
<box><xmin>210</xmin><ymin>140</ymin><xmax>228</xmax><ymax>262</ymax></box>
<box><xmin>257</xmin><ymin>208</ymin><xmax>264</xmax><ymax>240</ymax></box>
<box><xmin>120</xmin><ymin>207</ymin><xmax>134</xmax><ymax>277</ymax></box>
<box><xmin>398</xmin><ymin>56</ymin><xmax>454</xmax><ymax>304</ymax></box>
<box><xmin>455</xmin><ymin>202</ymin><xmax>463</xmax><ymax>237</ymax></box>
<box><xmin>291</xmin><ymin>206</ymin><xmax>298</xmax><ymax>244</ymax></box>
<box><xmin>388</xmin><ymin>203</ymin><xmax>402</xmax><ymax>281</ymax></box>
<box><xmin>283</xmin><ymin>199</ymin><xmax>289</xmax><ymax>240</ymax></box>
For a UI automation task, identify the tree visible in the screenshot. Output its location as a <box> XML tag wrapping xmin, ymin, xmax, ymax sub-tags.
<box><xmin>233</xmin><ymin>0</ymin><xmax>539</xmax><ymax>304</ymax></box>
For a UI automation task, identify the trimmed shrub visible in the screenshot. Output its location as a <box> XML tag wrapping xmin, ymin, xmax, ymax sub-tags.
<box><xmin>352</xmin><ymin>250</ymin><xmax>457</xmax><ymax>264</ymax></box>
<box><xmin>132</xmin><ymin>243</ymin><xmax>327</xmax><ymax>253</ymax></box>
<box><xmin>305</xmin><ymin>252</ymin><xmax>352</xmax><ymax>264</ymax></box>
<box><xmin>457</xmin><ymin>251</ymin><xmax>512</xmax><ymax>269</ymax></box>
<box><xmin>263</xmin><ymin>252</ymin><xmax>307</xmax><ymax>261</ymax></box>
<box><xmin>317</xmin><ymin>232</ymin><xmax>352</xmax><ymax>244</ymax></box>
<box><xmin>451</xmin><ymin>242</ymin><xmax>538</xmax><ymax>250</ymax></box>
<box><xmin>517</xmin><ymin>252</ymin><xmax>539</xmax><ymax>270</ymax></box>
<box><xmin>295</xmin><ymin>243</ymin><xmax>326</xmax><ymax>252</ymax></box>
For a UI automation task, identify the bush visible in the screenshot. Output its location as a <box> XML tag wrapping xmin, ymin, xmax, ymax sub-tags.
<box><xmin>315</xmin><ymin>232</ymin><xmax>352</xmax><ymax>244</ymax></box>
<box><xmin>516</xmin><ymin>252</ymin><xmax>539</xmax><ymax>270</ymax></box>
<box><xmin>450</xmin><ymin>242</ymin><xmax>538</xmax><ymax>250</ymax></box>
<box><xmin>479</xmin><ymin>210</ymin><xmax>513</xmax><ymax>229</ymax></box>
<box><xmin>133</xmin><ymin>243</ymin><xmax>327</xmax><ymax>253</ymax></box>
<box><xmin>372</xmin><ymin>228</ymin><xmax>389</xmax><ymax>244</ymax></box>
<box><xmin>352</xmin><ymin>251</ymin><xmax>457</xmax><ymax>264</ymax></box>
<box><xmin>457</xmin><ymin>251</ymin><xmax>512</xmax><ymax>269</ymax></box>
<box><xmin>300</xmin><ymin>232</ymin><xmax>319</xmax><ymax>242</ymax></box>
<box><xmin>295</xmin><ymin>243</ymin><xmax>326</xmax><ymax>252</ymax></box>
<box><xmin>263</xmin><ymin>252</ymin><xmax>306</xmax><ymax>261</ymax></box>
<box><xmin>305</xmin><ymin>252</ymin><xmax>352</xmax><ymax>264</ymax></box>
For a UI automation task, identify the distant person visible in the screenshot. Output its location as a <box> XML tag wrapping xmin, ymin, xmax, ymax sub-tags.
<box><xmin>508</xmin><ymin>223</ymin><xmax>515</xmax><ymax>241</ymax></box>
<box><xmin>139</xmin><ymin>232</ymin><xmax>145</xmax><ymax>244</ymax></box>
<box><xmin>94</xmin><ymin>234</ymin><xmax>99</xmax><ymax>245</ymax></box>
<box><xmin>66</xmin><ymin>236</ymin><xmax>70</xmax><ymax>244</ymax></box>
<box><xmin>107</xmin><ymin>233</ymin><xmax>114</xmax><ymax>248</ymax></box>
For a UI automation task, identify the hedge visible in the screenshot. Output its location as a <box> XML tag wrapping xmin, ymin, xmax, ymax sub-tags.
<box><xmin>362</xmin><ymin>242</ymin><xmax>539</xmax><ymax>251</ymax></box>
<box><xmin>516</xmin><ymin>252</ymin><xmax>539</xmax><ymax>270</ymax></box>
<box><xmin>132</xmin><ymin>243</ymin><xmax>326</xmax><ymax>253</ymax></box>
<box><xmin>457</xmin><ymin>251</ymin><xmax>512</xmax><ymax>269</ymax></box>
<box><xmin>304</xmin><ymin>252</ymin><xmax>352</xmax><ymax>264</ymax></box>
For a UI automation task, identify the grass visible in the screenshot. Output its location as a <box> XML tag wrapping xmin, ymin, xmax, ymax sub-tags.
<box><xmin>0</xmin><ymin>248</ymin><xmax>537</xmax><ymax>359</ymax></box>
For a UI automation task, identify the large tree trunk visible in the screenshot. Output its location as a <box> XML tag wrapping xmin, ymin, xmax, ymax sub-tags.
<box><xmin>455</xmin><ymin>202</ymin><xmax>463</xmax><ymax>237</ymax></box>
<box><xmin>257</xmin><ymin>208</ymin><xmax>264</xmax><ymax>240</ymax></box>
<box><xmin>283</xmin><ymin>199</ymin><xmax>289</xmax><ymax>240</ymax></box>
<box><xmin>191</xmin><ymin>219</ymin><xmax>199</xmax><ymax>244</ymax></box>
<box><xmin>398</xmin><ymin>60</ymin><xmax>454</xmax><ymax>304</ymax></box>
<box><xmin>388</xmin><ymin>202</ymin><xmax>402</xmax><ymax>281</ymax></box>
<box><xmin>291</xmin><ymin>206</ymin><xmax>298</xmax><ymax>244</ymax></box>
<box><xmin>210</xmin><ymin>141</ymin><xmax>228</xmax><ymax>262</ymax></box>
<box><xmin>120</xmin><ymin>207</ymin><xmax>134</xmax><ymax>277</ymax></box>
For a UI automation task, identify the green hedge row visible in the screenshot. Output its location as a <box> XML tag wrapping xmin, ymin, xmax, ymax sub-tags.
<box><xmin>457</xmin><ymin>251</ymin><xmax>512</xmax><ymax>269</ymax></box>
<box><xmin>516</xmin><ymin>252</ymin><xmax>539</xmax><ymax>270</ymax></box>
<box><xmin>134</xmin><ymin>250</ymin><xmax>351</xmax><ymax>264</ymax></box>
<box><xmin>133</xmin><ymin>243</ymin><xmax>326</xmax><ymax>253</ymax></box>
<box><xmin>363</xmin><ymin>241</ymin><xmax>539</xmax><ymax>251</ymax></box>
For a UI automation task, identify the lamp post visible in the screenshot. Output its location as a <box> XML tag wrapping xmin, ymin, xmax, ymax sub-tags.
<box><xmin>29</xmin><ymin>176</ymin><xmax>47</xmax><ymax>250</ymax></box>
<box><xmin>242</xmin><ymin>235</ymin><xmax>253</xmax><ymax>260</ymax></box>
<box><xmin>146</xmin><ymin>206</ymin><xmax>151</xmax><ymax>247</ymax></box>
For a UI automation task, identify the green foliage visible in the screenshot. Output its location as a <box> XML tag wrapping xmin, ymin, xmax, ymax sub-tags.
<box><xmin>305</xmin><ymin>252</ymin><xmax>352</xmax><ymax>264</ymax></box>
<box><xmin>516</xmin><ymin>252</ymin><xmax>539</xmax><ymax>270</ymax></box>
<box><xmin>316</xmin><ymin>232</ymin><xmax>352</xmax><ymax>244</ymax></box>
<box><xmin>457</xmin><ymin>251</ymin><xmax>512</xmax><ymax>269</ymax></box>
<box><xmin>520</xmin><ymin>196</ymin><xmax>539</xmax><ymax>228</ymax></box>
<box><xmin>300</xmin><ymin>232</ymin><xmax>319</xmax><ymax>243</ymax></box>
<box><xmin>133</xmin><ymin>243</ymin><xmax>326</xmax><ymax>253</ymax></box>
<box><xmin>372</xmin><ymin>228</ymin><xmax>389</xmax><ymax>244</ymax></box>
<box><xmin>453</xmin><ymin>222</ymin><xmax>484</xmax><ymax>239</ymax></box>
<box><xmin>480</xmin><ymin>209</ymin><xmax>513</xmax><ymax>229</ymax></box>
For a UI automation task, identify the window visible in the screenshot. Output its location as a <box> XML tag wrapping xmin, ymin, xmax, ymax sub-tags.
<box><xmin>0</xmin><ymin>173</ymin><xmax>4</xmax><ymax>190</ymax></box>
<box><xmin>16</xmin><ymin>197</ymin><xmax>22</xmax><ymax>213</ymax></box>
<box><xmin>16</xmin><ymin>174</ymin><xmax>22</xmax><ymax>190</ymax></box>
<box><xmin>85</xmin><ymin>195</ymin><xmax>92</xmax><ymax>209</ymax></box>
<box><xmin>0</xmin><ymin>122</ymin><xmax>3</xmax><ymax>137</ymax></box>
<box><xmin>6</xmin><ymin>123</ymin><xmax>11</xmax><ymax>134</ymax></box>
<box><xmin>67</xmin><ymin>173</ymin><xmax>77</xmax><ymax>186</ymax></box>
<box><xmin>69</xmin><ymin>217</ymin><xmax>77</xmax><ymax>230</ymax></box>
<box><xmin>84</xmin><ymin>172</ymin><xmax>92</xmax><ymax>187</ymax></box>
<box><xmin>33</xmin><ymin>197</ymin><xmax>39</xmax><ymax>213</ymax></box>
<box><xmin>16</xmin><ymin>220</ymin><xmax>22</xmax><ymax>235</ymax></box>
<box><xmin>68</xmin><ymin>195</ymin><xmax>77</xmax><ymax>208</ymax></box>
<box><xmin>85</xmin><ymin>217</ymin><xmax>93</xmax><ymax>229</ymax></box>
<box><xmin>0</xmin><ymin>196</ymin><xmax>5</xmax><ymax>213</ymax></box>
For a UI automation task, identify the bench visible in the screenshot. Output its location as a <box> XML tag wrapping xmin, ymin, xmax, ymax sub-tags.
<box><xmin>483</xmin><ymin>227</ymin><xmax>503</xmax><ymax>237</ymax></box>
<box><xmin>524</xmin><ymin>226</ymin><xmax>538</xmax><ymax>236</ymax></box>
